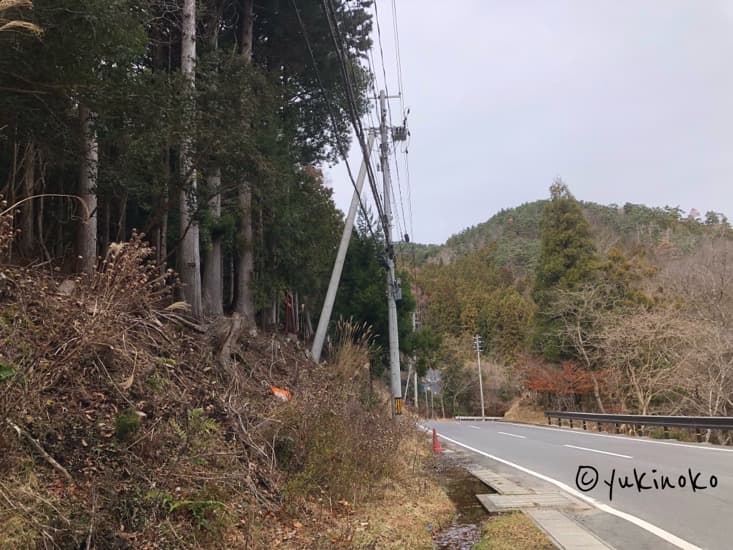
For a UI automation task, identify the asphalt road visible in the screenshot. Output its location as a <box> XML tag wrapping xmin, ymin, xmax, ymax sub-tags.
<box><xmin>424</xmin><ymin>420</ymin><xmax>733</xmax><ymax>550</ymax></box>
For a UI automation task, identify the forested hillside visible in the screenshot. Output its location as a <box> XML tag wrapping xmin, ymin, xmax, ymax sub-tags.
<box><xmin>413</xmin><ymin>180</ymin><xmax>733</xmax><ymax>434</ymax></box>
<box><xmin>408</xmin><ymin>198</ymin><xmax>727</xmax><ymax>274</ymax></box>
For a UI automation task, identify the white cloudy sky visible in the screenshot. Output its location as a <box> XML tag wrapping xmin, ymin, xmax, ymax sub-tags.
<box><xmin>325</xmin><ymin>0</ymin><xmax>733</xmax><ymax>245</ymax></box>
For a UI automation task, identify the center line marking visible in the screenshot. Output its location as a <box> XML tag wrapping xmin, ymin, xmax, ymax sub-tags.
<box><xmin>564</xmin><ymin>444</ymin><xmax>631</xmax><ymax>459</ymax></box>
<box><xmin>498</xmin><ymin>431</ymin><xmax>526</xmax><ymax>439</ymax></box>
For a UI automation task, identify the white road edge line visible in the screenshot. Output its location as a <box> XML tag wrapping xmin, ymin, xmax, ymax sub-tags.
<box><xmin>498</xmin><ymin>421</ymin><xmax>733</xmax><ymax>453</ymax></box>
<box><xmin>468</xmin><ymin>426</ymin><xmax>481</xmax><ymax>430</ymax></box>
<box><xmin>563</xmin><ymin>444</ymin><xmax>631</xmax><ymax>459</ymax></box>
<box><xmin>428</xmin><ymin>429</ymin><xmax>701</xmax><ymax>550</ymax></box>
<box><xmin>498</xmin><ymin>431</ymin><xmax>527</xmax><ymax>439</ymax></box>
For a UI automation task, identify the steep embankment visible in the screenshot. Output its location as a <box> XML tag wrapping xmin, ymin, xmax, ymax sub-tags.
<box><xmin>0</xmin><ymin>227</ymin><xmax>454</xmax><ymax>548</ymax></box>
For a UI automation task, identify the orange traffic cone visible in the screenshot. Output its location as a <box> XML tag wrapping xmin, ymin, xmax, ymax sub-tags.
<box><xmin>432</xmin><ymin>428</ymin><xmax>442</xmax><ymax>453</ymax></box>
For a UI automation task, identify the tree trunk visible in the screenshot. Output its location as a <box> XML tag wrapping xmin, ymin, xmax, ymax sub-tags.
<box><xmin>152</xmin><ymin>21</ymin><xmax>169</xmax><ymax>274</ymax></box>
<box><xmin>304</xmin><ymin>310</ymin><xmax>313</xmax><ymax>340</ymax></box>
<box><xmin>159</xmin><ymin>146</ymin><xmax>169</xmax><ymax>274</ymax></box>
<box><xmin>229</xmin><ymin>254</ymin><xmax>235</xmax><ymax>309</ymax></box>
<box><xmin>234</xmin><ymin>0</ymin><xmax>255</xmax><ymax>320</ymax></box>
<box><xmin>203</xmin><ymin>168</ymin><xmax>223</xmax><ymax>315</ymax></box>
<box><xmin>101</xmin><ymin>197</ymin><xmax>110</xmax><ymax>254</ymax></box>
<box><xmin>20</xmin><ymin>142</ymin><xmax>35</xmax><ymax>257</ymax></box>
<box><xmin>116</xmin><ymin>192</ymin><xmax>127</xmax><ymax>242</ymax></box>
<box><xmin>202</xmin><ymin>1</ymin><xmax>224</xmax><ymax>316</ymax></box>
<box><xmin>77</xmin><ymin>105</ymin><xmax>98</xmax><ymax>274</ymax></box>
<box><xmin>179</xmin><ymin>0</ymin><xmax>203</xmax><ymax>318</ymax></box>
<box><xmin>591</xmin><ymin>373</ymin><xmax>606</xmax><ymax>413</ymax></box>
<box><xmin>36</xmin><ymin>154</ymin><xmax>51</xmax><ymax>264</ymax></box>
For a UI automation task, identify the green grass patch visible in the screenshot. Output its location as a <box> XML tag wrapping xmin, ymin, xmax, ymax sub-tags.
<box><xmin>473</xmin><ymin>512</ymin><xmax>554</xmax><ymax>550</ymax></box>
<box><xmin>0</xmin><ymin>361</ymin><xmax>16</xmax><ymax>381</ymax></box>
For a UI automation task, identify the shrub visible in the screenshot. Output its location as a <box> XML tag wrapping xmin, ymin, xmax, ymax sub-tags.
<box><xmin>278</xmin><ymin>321</ymin><xmax>406</xmax><ymax>504</ymax></box>
<box><xmin>115</xmin><ymin>408</ymin><xmax>142</xmax><ymax>441</ymax></box>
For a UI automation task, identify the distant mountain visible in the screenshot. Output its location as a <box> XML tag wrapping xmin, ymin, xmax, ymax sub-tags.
<box><xmin>398</xmin><ymin>200</ymin><xmax>730</xmax><ymax>274</ymax></box>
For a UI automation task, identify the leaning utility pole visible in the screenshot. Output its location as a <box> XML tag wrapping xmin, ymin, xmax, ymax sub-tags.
<box><xmin>379</xmin><ymin>90</ymin><xmax>402</xmax><ymax>416</ymax></box>
<box><xmin>311</xmin><ymin>132</ymin><xmax>376</xmax><ymax>362</ymax></box>
<box><xmin>474</xmin><ymin>334</ymin><xmax>486</xmax><ymax>420</ymax></box>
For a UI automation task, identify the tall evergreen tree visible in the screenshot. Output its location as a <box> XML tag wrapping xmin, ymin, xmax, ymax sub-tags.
<box><xmin>532</xmin><ymin>179</ymin><xmax>598</xmax><ymax>360</ymax></box>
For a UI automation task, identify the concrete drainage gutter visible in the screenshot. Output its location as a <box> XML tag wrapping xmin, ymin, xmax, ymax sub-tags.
<box><xmin>468</xmin><ymin>462</ymin><xmax>614</xmax><ymax>549</ymax></box>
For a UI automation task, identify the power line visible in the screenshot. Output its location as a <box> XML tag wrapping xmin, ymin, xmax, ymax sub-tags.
<box><xmin>290</xmin><ymin>0</ymin><xmax>378</xmax><ymax>241</ymax></box>
<box><xmin>391</xmin><ymin>128</ymin><xmax>408</xmax><ymax>242</ymax></box>
<box><xmin>389</xmin><ymin>167</ymin><xmax>405</xmax><ymax>247</ymax></box>
<box><xmin>391</xmin><ymin>0</ymin><xmax>405</xmax><ymax>115</ymax></box>
<box><xmin>372</xmin><ymin>0</ymin><xmax>390</xmax><ymax>100</ymax></box>
<box><xmin>373</xmin><ymin>1</ymin><xmax>409</xmax><ymax>245</ymax></box>
<box><xmin>321</xmin><ymin>0</ymin><xmax>389</xmax><ymax>237</ymax></box>
<box><xmin>389</xmin><ymin>0</ymin><xmax>412</xmax><ymax>242</ymax></box>
<box><xmin>377</xmin><ymin>0</ymin><xmax>416</xmax><ymax>291</ymax></box>
<box><xmin>404</xmin><ymin>142</ymin><xmax>414</xmax><ymax>240</ymax></box>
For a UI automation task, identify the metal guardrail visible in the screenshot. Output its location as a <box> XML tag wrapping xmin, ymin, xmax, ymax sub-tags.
<box><xmin>545</xmin><ymin>411</ymin><xmax>733</xmax><ymax>442</ymax></box>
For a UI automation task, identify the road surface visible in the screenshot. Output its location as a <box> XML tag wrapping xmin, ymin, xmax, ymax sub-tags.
<box><xmin>425</xmin><ymin>419</ymin><xmax>733</xmax><ymax>550</ymax></box>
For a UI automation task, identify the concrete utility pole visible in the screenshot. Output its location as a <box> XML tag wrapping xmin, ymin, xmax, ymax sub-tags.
<box><xmin>474</xmin><ymin>334</ymin><xmax>486</xmax><ymax>420</ymax></box>
<box><xmin>311</xmin><ymin>132</ymin><xmax>375</xmax><ymax>362</ymax></box>
<box><xmin>414</xmin><ymin>371</ymin><xmax>418</xmax><ymax>408</ymax></box>
<box><xmin>379</xmin><ymin>90</ymin><xmax>402</xmax><ymax>416</ymax></box>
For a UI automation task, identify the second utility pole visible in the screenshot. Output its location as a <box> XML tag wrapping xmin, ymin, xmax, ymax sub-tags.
<box><xmin>474</xmin><ymin>334</ymin><xmax>486</xmax><ymax>420</ymax></box>
<box><xmin>379</xmin><ymin>90</ymin><xmax>402</xmax><ymax>416</ymax></box>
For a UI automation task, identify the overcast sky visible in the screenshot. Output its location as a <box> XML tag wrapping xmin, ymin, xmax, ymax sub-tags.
<box><xmin>325</xmin><ymin>0</ymin><xmax>733</xmax><ymax>245</ymax></box>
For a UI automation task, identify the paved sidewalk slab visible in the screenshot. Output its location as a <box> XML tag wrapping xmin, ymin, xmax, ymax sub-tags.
<box><xmin>527</xmin><ymin>509</ymin><xmax>614</xmax><ymax>550</ymax></box>
<box><xmin>468</xmin><ymin>468</ymin><xmax>528</xmax><ymax>494</ymax></box>
<box><xmin>476</xmin><ymin>492</ymin><xmax>576</xmax><ymax>511</ymax></box>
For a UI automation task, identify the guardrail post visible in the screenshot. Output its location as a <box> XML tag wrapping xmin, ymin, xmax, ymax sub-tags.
<box><xmin>547</xmin><ymin>416</ymin><xmax>551</xmax><ymax>425</ymax></box>
<box><xmin>582</xmin><ymin>420</ymin><xmax>587</xmax><ymax>430</ymax></box>
<box><xmin>663</xmin><ymin>426</ymin><xmax>669</xmax><ymax>439</ymax></box>
<box><xmin>696</xmin><ymin>428</ymin><xmax>703</xmax><ymax>443</ymax></box>
<box><xmin>569</xmin><ymin>419</ymin><xmax>573</xmax><ymax>429</ymax></box>
<box><xmin>615</xmin><ymin>423</ymin><xmax>620</xmax><ymax>434</ymax></box>
<box><xmin>597</xmin><ymin>422</ymin><xmax>602</xmax><ymax>432</ymax></box>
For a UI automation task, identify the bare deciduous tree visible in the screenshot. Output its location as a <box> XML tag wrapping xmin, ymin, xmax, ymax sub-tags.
<box><xmin>599</xmin><ymin>308</ymin><xmax>701</xmax><ymax>416</ymax></box>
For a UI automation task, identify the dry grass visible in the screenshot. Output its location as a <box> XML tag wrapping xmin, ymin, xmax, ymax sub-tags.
<box><xmin>348</xmin><ymin>428</ymin><xmax>455</xmax><ymax>549</ymax></box>
<box><xmin>276</xmin><ymin>321</ymin><xmax>406</xmax><ymax>504</ymax></box>
<box><xmin>0</xmin><ymin>229</ymin><xmax>285</xmax><ymax>547</ymax></box>
<box><xmin>0</xmin><ymin>223</ymin><xmax>458</xmax><ymax>549</ymax></box>
<box><xmin>503</xmin><ymin>398</ymin><xmax>547</xmax><ymax>425</ymax></box>
<box><xmin>0</xmin><ymin>0</ymin><xmax>42</xmax><ymax>35</ymax></box>
<box><xmin>257</xmin><ymin>428</ymin><xmax>456</xmax><ymax>550</ymax></box>
<box><xmin>473</xmin><ymin>512</ymin><xmax>555</xmax><ymax>550</ymax></box>
<box><xmin>1</xmin><ymin>275</ymin><xmax>451</xmax><ymax>547</ymax></box>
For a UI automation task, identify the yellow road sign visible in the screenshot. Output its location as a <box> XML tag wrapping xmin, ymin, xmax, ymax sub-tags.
<box><xmin>394</xmin><ymin>397</ymin><xmax>403</xmax><ymax>415</ymax></box>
